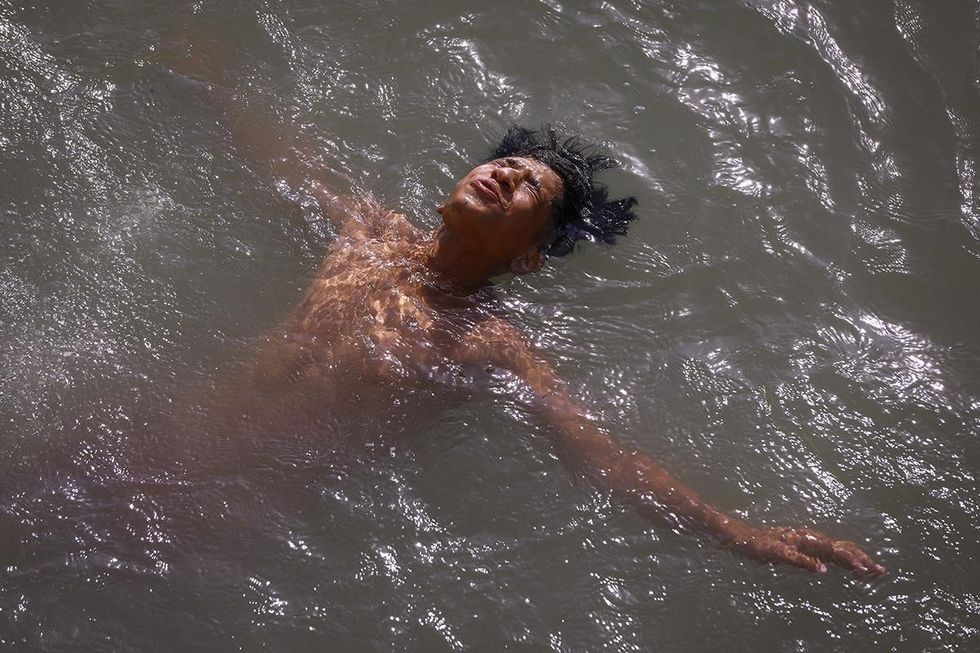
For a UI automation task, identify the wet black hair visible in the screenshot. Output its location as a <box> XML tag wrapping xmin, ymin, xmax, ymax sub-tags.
<box><xmin>487</xmin><ymin>125</ymin><xmax>638</xmax><ymax>257</ymax></box>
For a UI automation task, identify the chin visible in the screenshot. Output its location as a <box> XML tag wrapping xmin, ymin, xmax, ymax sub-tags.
<box><xmin>445</xmin><ymin>198</ymin><xmax>499</xmax><ymax>226</ymax></box>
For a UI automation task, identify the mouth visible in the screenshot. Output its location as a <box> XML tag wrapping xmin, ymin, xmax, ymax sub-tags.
<box><xmin>471</xmin><ymin>178</ymin><xmax>502</xmax><ymax>206</ymax></box>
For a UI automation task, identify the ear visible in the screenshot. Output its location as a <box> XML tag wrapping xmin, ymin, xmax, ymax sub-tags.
<box><xmin>509</xmin><ymin>248</ymin><xmax>546</xmax><ymax>275</ymax></box>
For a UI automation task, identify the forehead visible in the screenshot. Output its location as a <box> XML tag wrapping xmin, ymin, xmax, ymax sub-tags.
<box><xmin>492</xmin><ymin>155</ymin><xmax>553</xmax><ymax>173</ymax></box>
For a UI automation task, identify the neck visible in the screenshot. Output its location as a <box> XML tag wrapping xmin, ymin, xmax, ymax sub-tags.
<box><xmin>424</xmin><ymin>225</ymin><xmax>502</xmax><ymax>293</ymax></box>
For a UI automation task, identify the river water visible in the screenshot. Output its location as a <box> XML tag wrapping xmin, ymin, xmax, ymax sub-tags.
<box><xmin>2</xmin><ymin>0</ymin><xmax>979</xmax><ymax>650</ymax></box>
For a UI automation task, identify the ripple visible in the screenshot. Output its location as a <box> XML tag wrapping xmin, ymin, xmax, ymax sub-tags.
<box><xmin>1</xmin><ymin>0</ymin><xmax>979</xmax><ymax>650</ymax></box>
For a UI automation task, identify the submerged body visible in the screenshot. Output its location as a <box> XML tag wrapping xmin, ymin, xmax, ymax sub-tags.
<box><xmin>157</xmin><ymin>37</ymin><xmax>885</xmax><ymax>577</ymax></box>
<box><xmin>244</xmin><ymin>207</ymin><xmax>485</xmax><ymax>438</ymax></box>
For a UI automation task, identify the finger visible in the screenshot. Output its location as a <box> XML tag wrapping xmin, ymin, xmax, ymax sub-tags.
<box><xmin>778</xmin><ymin>545</ymin><xmax>827</xmax><ymax>574</ymax></box>
<box><xmin>786</xmin><ymin>530</ymin><xmax>885</xmax><ymax>576</ymax></box>
<box><xmin>832</xmin><ymin>541</ymin><xmax>886</xmax><ymax>577</ymax></box>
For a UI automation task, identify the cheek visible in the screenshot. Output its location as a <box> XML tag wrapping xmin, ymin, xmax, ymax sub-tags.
<box><xmin>492</xmin><ymin>217</ymin><xmax>541</xmax><ymax>256</ymax></box>
<box><xmin>516</xmin><ymin>203</ymin><xmax>553</xmax><ymax>240</ymax></box>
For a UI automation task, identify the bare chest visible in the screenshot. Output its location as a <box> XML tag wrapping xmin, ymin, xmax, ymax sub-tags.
<box><xmin>276</xmin><ymin>235</ymin><xmax>481</xmax><ymax>387</ymax></box>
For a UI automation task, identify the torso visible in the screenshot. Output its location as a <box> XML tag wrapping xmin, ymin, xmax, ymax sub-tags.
<box><xmin>225</xmin><ymin>205</ymin><xmax>500</xmax><ymax>447</ymax></box>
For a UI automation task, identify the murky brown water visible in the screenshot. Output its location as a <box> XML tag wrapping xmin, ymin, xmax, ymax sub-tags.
<box><xmin>2</xmin><ymin>0</ymin><xmax>979</xmax><ymax>650</ymax></box>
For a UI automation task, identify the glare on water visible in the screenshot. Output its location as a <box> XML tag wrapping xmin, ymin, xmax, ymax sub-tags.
<box><xmin>1</xmin><ymin>0</ymin><xmax>979</xmax><ymax>650</ymax></box>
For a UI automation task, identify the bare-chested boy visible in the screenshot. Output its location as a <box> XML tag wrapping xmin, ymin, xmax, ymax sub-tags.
<box><xmin>167</xmin><ymin>42</ymin><xmax>884</xmax><ymax>578</ymax></box>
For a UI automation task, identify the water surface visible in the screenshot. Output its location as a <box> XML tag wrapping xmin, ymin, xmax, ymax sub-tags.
<box><xmin>1</xmin><ymin>0</ymin><xmax>979</xmax><ymax>650</ymax></box>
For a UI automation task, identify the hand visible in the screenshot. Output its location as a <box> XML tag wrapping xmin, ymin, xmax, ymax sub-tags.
<box><xmin>726</xmin><ymin>525</ymin><xmax>886</xmax><ymax>577</ymax></box>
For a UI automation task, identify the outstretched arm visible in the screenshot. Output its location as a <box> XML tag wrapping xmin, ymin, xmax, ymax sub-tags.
<box><xmin>470</xmin><ymin>318</ymin><xmax>884</xmax><ymax>576</ymax></box>
<box><xmin>162</xmin><ymin>33</ymin><xmax>361</xmax><ymax>230</ymax></box>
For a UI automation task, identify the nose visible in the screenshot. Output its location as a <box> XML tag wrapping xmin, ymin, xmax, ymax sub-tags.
<box><xmin>492</xmin><ymin>165</ymin><xmax>525</xmax><ymax>195</ymax></box>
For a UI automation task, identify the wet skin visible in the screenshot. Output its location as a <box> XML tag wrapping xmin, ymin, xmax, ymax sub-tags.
<box><xmin>166</xmin><ymin>42</ymin><xmax>885</xmax><ymax>578</ymax></box>
<box><xmin>239</xmin><ymin>155</ymin><xmax>883</xmax><ymax>578</ymax></box>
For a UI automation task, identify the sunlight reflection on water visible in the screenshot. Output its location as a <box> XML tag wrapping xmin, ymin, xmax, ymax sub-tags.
<box><xmin>1</xmin><ymin>0</ymin><xmax>979</xmax><ymax>650</ymax></box>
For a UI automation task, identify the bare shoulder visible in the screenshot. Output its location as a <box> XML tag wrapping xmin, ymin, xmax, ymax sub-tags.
<box><xmin>336</xmin><ymin>196</ymin><xmax>421</xmax><ymax>243</ymax></box>
<box><xmin>466</xmin><ymin>313</ymin><xmax>523</xmax><ymax>348</ymax></box>
<box><xmin>462</xmin><ymin>313</ymin><xmax>538</xmax><ymax>370</ymax></box>
<box><xmin>460</xmin><ymin>312</ymin><xmax>562</xmax><ymax>397</ymax></box>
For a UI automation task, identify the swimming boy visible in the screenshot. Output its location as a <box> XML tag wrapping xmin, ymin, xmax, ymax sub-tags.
<box><xmin>169</xmin><ymin>44</ymin><xmax>884</xmax><ymax>578</ymax></box>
